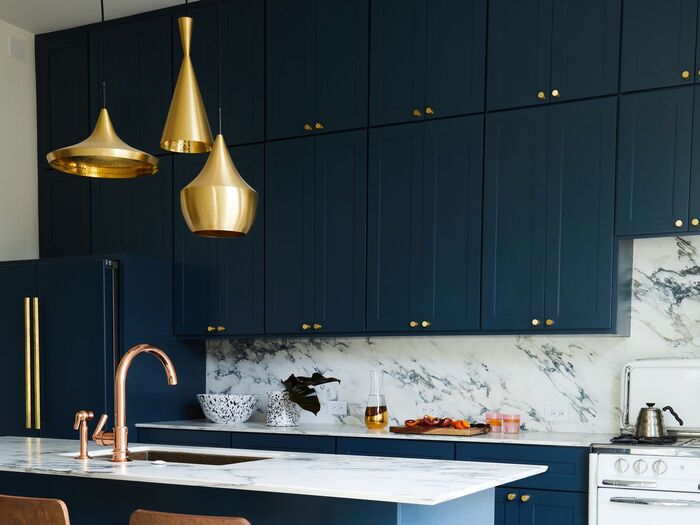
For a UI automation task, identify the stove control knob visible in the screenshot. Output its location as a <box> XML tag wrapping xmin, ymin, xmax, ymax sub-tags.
<box><xmin>633</xmin><ymin>459</ymin><xmax>648</xmax><ymax>474</ymax></box>
<box><xmin>614</xmin><ymin>458</ymin><xmax>629</xmax><ymax>473</ymax></box>
<box><xmin>652</xmin><ymin>460</ymin><xmax>667</xmax><ymax>475</ymax></box>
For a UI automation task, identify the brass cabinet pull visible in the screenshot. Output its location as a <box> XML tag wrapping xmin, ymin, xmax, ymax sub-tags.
<box><xmin>412</xmin><ymin>109</ymin><xmax>422</xmax><ymax>117</ymax></box>
<box><xmin>421</xmin><ymin>320</ymin><xmax>431</xmax><ymax>328</ymax></box>
<box><xmin>314</xmin><ymin>122</ymin><xmax>324</xmax><ymax>130</ymax></box>
<box><xmin>425</xmin><ymin>107</ymin><xmax>434</xmax><ymax>115</ymax></box>
<box><xmin>521</xmin><ymin>494</ymin><xmax>531</xmax><ymax>503</ymax></box>
<box><xmin>531</xmin><ymin>319</ymin><xmax>540</xmax><ymax>326</ymax></box>
<box><xmin>675</xmin><ymin>219</ymin><xmax>684</xmax><ymax>228</ymax></box>
<box><xmin>537</xmin><ymin>91</ymin><xmax>546</xmax><ymax>100</ymax></box>
<box><xmin>207</xmin><ymin>326</ymin><xmax>215</xmax><ymax>332</ymax></box>
<box><xmin>216</xmin><ymin>326</ymin><xmax>225</xmax><ymax>332</ymax></box>
<box><xmin>545</xmin><ymin>319</ymin><xmax>555</xmax><ymax>326</ymax></box>
<box><xmin>507</xmin><ymin>493</ymin><xmax>517</xmax><ymax>501</ymax></box>
<box><xmin>692</xmin><ymin>218</ymin><xmax>700</xmax><ymax>227</ymax></box>
<box><xmin>409</xmin><ymin>321</ymin><xmax>418</xmax><ymax>328</ymax></box>
<box><xmin>313</xmin><ymin>323</ymin><xmax>322</xmax><ymax>330</ymax></box>
<box><xmin>304</xmin><ymin>123</ymin><xmax>313</xmax><ymax>131</ymax></box>
<box><xmin>24</xmin><ymin>298</ymin><xmax>31</xmax><ymax>430</ymax></box>
<box><xmin>551</xmin><ymin>89</ymin><xmax>560</xmax><ymax>97</ymax></box>
<box><xmin>682</xmin><ymin>70</ymin><xmax>691</xmax><ymax>79</ymax></box>
<box><xmin>32</xmin><ymin>297</ymin><xmax>40</xmax><ymax>430</ymax></box>
<box><xmin>301</xmin><ymin>323</ymin><xmax>311</xmax><ymax>330</ymax></box>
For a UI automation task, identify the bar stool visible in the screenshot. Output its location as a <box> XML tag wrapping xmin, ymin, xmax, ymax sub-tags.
<box><xmin>130</xmin><ymin>510</ymin><xmax>251</xmax><ymax>525</ymax></box>
<box><xmin>0</xmin><ymin>494</ymin><xmax>70</xmax><ymax>525</ymax></box>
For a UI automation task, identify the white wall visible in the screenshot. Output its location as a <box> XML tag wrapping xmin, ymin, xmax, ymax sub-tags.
<box><xmin>0</xmin><ymin>19</ymin><xmax>37</xmax><ymax>261</ymax></box>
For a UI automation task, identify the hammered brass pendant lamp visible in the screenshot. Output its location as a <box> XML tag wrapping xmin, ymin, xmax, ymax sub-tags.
<box><xmin>46</xmin><ymin>0</ymin><xmax>159</xmax><ymax>179</ymax></box>
<box><xmin>161</xmin><ymin>0</ymin><xmax>213</xmax><ymax>153</ymax></box>
<box><xmin>180</xmin><ymin>0</ymin><xmax>258</xmax><ymax>237</ymax></box>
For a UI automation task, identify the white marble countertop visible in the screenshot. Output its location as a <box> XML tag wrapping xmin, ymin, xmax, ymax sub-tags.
<box><xmin>0</xmin><ymin>437</ymin><xmax>546</xmax><ymax>506</ymax></box>
<box><xmin>136</xmin><ymin>420</ymin><xmax>613</xmax><ymax>447</ymax></box>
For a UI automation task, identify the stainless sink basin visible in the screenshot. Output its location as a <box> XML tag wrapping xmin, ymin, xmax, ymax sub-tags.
<box><xmin>126</xmin><ymin>449</ymin><xmax>268</xmax><ymax>466</ymax></box>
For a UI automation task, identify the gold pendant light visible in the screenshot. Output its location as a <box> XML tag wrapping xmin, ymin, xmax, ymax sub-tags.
<box><xmin>160</xmin><ymin>13</ymin><xmax>213</xmax><ymax>153</ymax></box>
<box><xmin>46</xmin><ymin>0</ymin><xmax>159</xmax><ymax>179</ymax></box>
<box><xmin>180</xmin><ymin>0</ymin><xmax>258</xmax><ymax>237</ymax></box>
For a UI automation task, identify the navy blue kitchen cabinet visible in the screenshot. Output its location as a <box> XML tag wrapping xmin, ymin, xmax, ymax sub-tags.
<box><xmin>518</xmin><ymin>489</ymin><xmax>587</xmax><ymax>525</ymax></box>
<box><xmin>483</xmin><ymin>97</ymin><xmax>617</xmax><ymax>331</ymax></box>
<box><xmin>173</xmin><ymin>0</ymin><xmax>264</xmax><ymax>146</ymax></box>
<box><xmin>266</xmin><ymin>131</ymin><xmax>366</xmax><ymax>335</ymax></box>
<box><xmin>616</xmin><ymin>87</ymin><xmax>694</xmax><ymax>236</ymax></box>
<box><xmin>488</xmin><ymin>0</ymin><xmax>620</xmax><ymax>111</ymax></box>
<box><xmin>621</xmin><ymin>0</ymin><xmax>698</xmax><ymax>92</ymax></box>
<box><xmin>689</xmin><ymin>85</ymin><xmax>700</xmax><ymax>232</ymax></box>
<box><xmin>91</xmin><ymin>157</ymin><xmax>173</xmax><ymax>259</ymax></box>
<box><xmin>367</xmin><ymin>116</ymin><xmax>483</xmax><ymax>332</ymax></box>
<box><xmin>137</xmin><ymin>428</ymin><xmax>231</xmax><ymax>448</ymax></box>
<box><xmin>370</xmin><ymin>0</ymin><xmax>486</xmax><ymax>126</ymax></box>
<box><xmin>336</xmin><ymin>437</ymin><xmax>454</xmax><ymax>460</ymax></box>
<box><xmin>174</xmin><ymin>144</ymin><xmax>265</xmax><ymax>337</ymax></box>
<box><xmin>230</xmin><ymin>433</ymin><xmax>336</xmax><ymax>454</ymax></box>
<box><xmin>89</xmin><ymin>13</ymin><xmax>172</xmax><ymax>155</ymax></box>
<box><xmin>495</xmin><ymin>488</ymin><xmax>520</xmax><ymax>525</ymax></box>
<box><xmin>266</xmin><ymin>0</ymin><xmax>368</xmax><ymax>140</ymax></box>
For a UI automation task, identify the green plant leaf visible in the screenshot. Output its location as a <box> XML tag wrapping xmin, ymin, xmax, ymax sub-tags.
<box><xmin>282</xmin><ymin>373</ymin><xmax>340</xmax><ymax>415</ymax></box>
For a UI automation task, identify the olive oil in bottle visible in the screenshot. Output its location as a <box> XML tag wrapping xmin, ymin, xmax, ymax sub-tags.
<box><xmin>364</xmin><ymin>370</ymin><xmax>389</xmax><ymax>430</ymax></box>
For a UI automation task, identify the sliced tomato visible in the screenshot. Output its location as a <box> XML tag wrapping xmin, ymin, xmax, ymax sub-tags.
<box><xmin>440</xmin><ymin>418</ymin><xmax>453</xmax><ymax>427</ymax></box>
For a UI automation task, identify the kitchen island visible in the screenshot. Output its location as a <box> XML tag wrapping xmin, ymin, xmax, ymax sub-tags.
<box><xmin>0</xmin><ymin>436</ymin><xmax>546</xmax><ymax>525</ymax></box>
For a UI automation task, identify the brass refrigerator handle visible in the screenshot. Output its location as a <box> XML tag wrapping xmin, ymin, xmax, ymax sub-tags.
<box><xmin>24</xmin><ymin>297</ymin><xmax>31</xmax><ymax>429</ymax></box>
<box><xmin>32</xmin><ymin>297</ymin><xmax>40</xmax><ymax>430</ymax></box>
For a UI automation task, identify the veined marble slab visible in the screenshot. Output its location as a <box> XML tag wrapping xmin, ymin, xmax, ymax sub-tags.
<box><xmin>0</xmin><ymin>437</ymin><xmax>546</xmax><ymax>506</ymax></box>
<box><xmin>137</xmin><ymin>420</ymin><xmax>613</xmax><ymax>448</ymax></box>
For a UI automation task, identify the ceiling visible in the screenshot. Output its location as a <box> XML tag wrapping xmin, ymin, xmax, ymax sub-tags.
<box><xmin>0</xmin><ymin>0</ymin><xmax>200</xmax><ymax>34</ymax></box>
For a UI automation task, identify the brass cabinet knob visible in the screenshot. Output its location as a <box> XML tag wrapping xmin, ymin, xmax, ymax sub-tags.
<box><xmin>207</xmin><ymin>326</ymin><xmax>215</xmax><ymax>332</ymax></box>
<box><xmin>421</xmin><ymin>320</ymin><xmax>431</xmax><ymax>328</ymax></box>
<box><xmin>314</xmin><ymin>122</ymin><xmax>324</xmax><ymax>130</ymax></box>
<box><xmin>506</xmin><ymin>493</ymin><xmax>517</xmax><ymax>501</ymax></box>
<box><xmin>412</xmin><ymin>109</ymin><xmax>422</xmax><ymax>117</ymax></box>
<box><xmin>551</xmin><ymin>89</ymin><xmax>560</xmax><ymax>97</ymax></box>
<box><xmin>301</xmin><ymin>323</ymin><xmax>311</xmax><ymax>330</ymax></box>
<box><xmin>692</xmin><ymin>218</ymin><xmax>700</xmax><ymax>227</ymax></box>
<box><xmin>409</xmin><ymin>321</ymin><xmax>418</xmax><ymax>328</ymax></box>
<box><xmin>304</xmin><ymin>123</ymin><xmax>313</xmax><ymax>131</ymax></box>
<box><xmin>531</xmin><ymin>319</ymin><xmax>540</xmax><ymax>326</ymax></box>
<box><xmin>682</xmin><ymin>70</ymin><xmax>691</xmax><ymax>79</ymax></box>
<box><xmin>521</xmin><ymin>494</ymin><xmax>531</xmax><ymax>503</ymax></box>
<box><xmin>675</xmin><ymin>219</ymin><xmax>684</xmax><ymax>228</ymax></box>
<box><xmin>537</xmin><ymin>91</ymin><xmax>546</xmax><ymax>100</ymax></box>
<box><xmin>545</xmin><ymin>319</ymin><xmax>554</xmax><ymax>326</ymax></box>
<box><xmin>425</xmin><ymin>107</ymin><xmax>434</xmax><ymax>115</ymax></box>
<box><xmin>313</xmin><ymin>323</ymin><xmax>322</xmax><ymax>330</ymax></box>
<box><xmin>216</xmin><ymin>326</ymin><xmax>225</xmax><ymax>332</ymax></box>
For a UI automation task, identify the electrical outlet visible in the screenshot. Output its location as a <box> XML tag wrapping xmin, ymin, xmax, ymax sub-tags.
<box><xmin>416</xmin><ymin>402</ymin><xmax>439</xmax><ymax>417</ymax></box>
<box><xmin>544</xmin><ymin>406</ymin><xmax>569</xmax><ymax>422</ymax></box>
<box><xmin>327</xmin><ymin>401</ymin><xmax>347</xmax><ymax>416</ymax></box>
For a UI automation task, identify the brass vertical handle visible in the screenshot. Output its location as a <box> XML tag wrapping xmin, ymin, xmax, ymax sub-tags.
<box><xmin>32</xmin><ymin>297</ymin><xmax>41</xmax><ymax>430</ymax></box>
<box><xmin>24</xmin><ymin>298</ymin><xmax>31</xmax><ymax>430</ymax></box>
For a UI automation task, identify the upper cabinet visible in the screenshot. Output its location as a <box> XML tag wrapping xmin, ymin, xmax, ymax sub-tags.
<box><xmin>621</xmin><ymin>0</ymin><xmax>698</xmax><ymax>92</ymax></box>
<box><xmin>266</xmin><ymin>131</ymin><xmax>367</xmax><ymax>334</ymax></box>
<box><xmin>367</xmin><ymin>116</ymin><xmax>483</xmax><ymax>332</ymax></box>
<box><xmin>370</xmin><ymin>0</ymin><xmax>486</xmax><ymax>126</ymax></box>
<box><xmin>174</xmin><ymin>0</ymin><xmax>264</xmax><ymax>146</ymax></box>
<box><xmin>266</xmin><ymin>0</ymin><xmax>368</xmax><ymax>140</ymax></box>
<box><xmin>483</xmin><ymin>98</ymin><xmax>617</xmax><ymax>331</ymax></box>
<box><xmin>487</xmin><ymin>0</ymin><xmax>620</xmax><ymax>111</ymax></box>
<box><xmin>89</xmin><ymin>14</ymin><xmax>172</xmax><ymax>155</ymax></box>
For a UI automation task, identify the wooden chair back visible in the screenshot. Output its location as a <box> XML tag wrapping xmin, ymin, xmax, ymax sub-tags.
<box><xmin>130</xmin><ymin>510</ymin><xmax>251</xmax><ymax>525</ymax></box>
<box><xmin>0</xmin><ymin>494</ymin><xmax>70</xmax><ymax>525</ymax></box>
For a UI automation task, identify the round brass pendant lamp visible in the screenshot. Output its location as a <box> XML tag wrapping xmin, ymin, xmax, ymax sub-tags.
<box><xmin>179</xmin><ymin>0</ymin><xmax>258</xmax><ymax>237</ymax></box>
<box><xmin>46</xmin><ymin>0</ymin><xmax>159</xmax><ymax>179</ymax></box>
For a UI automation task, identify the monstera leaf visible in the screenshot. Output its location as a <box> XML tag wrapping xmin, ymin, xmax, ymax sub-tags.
<box><xmin>282</xmin><ymin>373</ymin><xmax>341</xmax><ymax>415</ymax></box>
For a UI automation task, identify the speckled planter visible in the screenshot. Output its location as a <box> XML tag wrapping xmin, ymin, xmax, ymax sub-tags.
<box><xmin>266</xmin><ymin>391</ymin><xmax>301</xmax><ymax>427</ymax></box>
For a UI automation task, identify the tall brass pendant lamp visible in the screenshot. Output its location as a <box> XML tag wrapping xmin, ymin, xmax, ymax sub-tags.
<box><xmin>46</xmin><ymin>0</ymin><xmax>159</xmax><ymax>179</ymax></box>
<box><xmin>179</xmin><ymin>0</ymin><xmax>258</xmax><ymax>238</ymax></box>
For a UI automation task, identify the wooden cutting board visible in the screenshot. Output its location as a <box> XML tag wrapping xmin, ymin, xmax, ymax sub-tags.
<box><xmin>389</xmin><ymin>425</ymin><xmax>490</xmax><ymax>436</ymax></box>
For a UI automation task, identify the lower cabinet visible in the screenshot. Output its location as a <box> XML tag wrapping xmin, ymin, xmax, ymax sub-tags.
<box><xmin>497</xmin><ymin>488</ymin><xmax>586</xmax><ymax>525</ymax></box>
<box><xmin>336</xmin><ymin>437</ymin><xmax>454</xmax><ymax>460</ymax></box>
<box><xmin>137</xmin><ymin>428</ymin><xmax>231</xmax><ymax>448</ymax></box>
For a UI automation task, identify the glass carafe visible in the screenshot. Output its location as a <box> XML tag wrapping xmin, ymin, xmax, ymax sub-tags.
<box><xmin>364</xmin><ymin>370</ymin><xmax>389</xmax><ymax>430</ymax></box>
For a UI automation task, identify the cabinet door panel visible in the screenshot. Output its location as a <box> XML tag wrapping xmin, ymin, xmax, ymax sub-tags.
<box><xmin>336</xmin><ymin>437</ymin><xmax>454</xmax><ymax>460</ymax></box>
<box><xmin>369</xmin><ymin>0</ymin><xmax>427</xmax><ymax>125</ymax></box>
<box><xmin>0</xmin><ymin>263</ymin><xmax>37</xmax><ymax>437</ymax></box>
<box><xmin>495</xmin><ymin>488</ymin><xmax>519</xmax><ymax>525</ymax></box>
<box><xmin>482</xmin><ymin>108</ymin><xmax>548</xmax><ymax>330</ymax></box>
<box><xmin>316</xmin><ymin>0</ymin><xmax>368</xmax><ymax>133</ymax></box>
<box><xmin>545</xmin><ymin>98</ymin><xmax>616</xmax><ymax>330</ymax></box>
<box><xmin>265</xmin><ymin>138</ymin><xmax>315</xmax><ymax>333</ymax></box>
<box><xmin>266</xmin><ymin>0</ymin><xmax>316</xmax><ymax>139</ymax></box>
<box><xmin>367</xmin><ymin>124</ymin><xmax>424</xmax><ymax>331</ymax></box>
<box><xmin>616</xmin><ymin>87</ymin><xmax>693</xmax><ymax>235</ymax></box>
<box><xmin>487</xmin><ymin>0</ymin><xmax>553</xmax><ymax>111</ymax></box>
<box><xmin>621</xmin><ymin>0</ymin><xmax>697</xmax><ymax>92</ymax></box>
<box><xmin>519</xmin><ymin>489</ymin><xmax>587</xmax><ymax>525</ymax></box>
<box><xmin>689</xmin><ymin>85</ymin><xmax>700</xmax><ymax>232</ymax></box>
<box><xmin>550</xmin><ymin>0</ymin><xmax>620</xmax><ymax>102</ymax></box>
<box><xmin>314</xmin><ymin>131</ymin><xmax>367</xmax><ymax>333</ymax></box>
<box><xmin>421</xmin><ymin>116</ymin><xmax>483</xmax><ymax>331</ymax></box>
<box><xmin>425</xmin><ymin>0</ymin><xmax>486</xmax><ymax>117</ymax></box>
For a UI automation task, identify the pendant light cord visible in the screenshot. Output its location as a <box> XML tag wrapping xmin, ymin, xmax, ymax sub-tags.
<box><xmin>100</xmin><ymin>0</ymin><xmax>106</xmax><ymax>108</ymax></box>
<box><xmin>217</xmin><ymin>0</ymin><xmax>222</xmax><ymax>135</ymax></box>
<box><xmin>184</xmin><ymin>0</ymin><xmax>188</xmax><ymax>17</ymax></box>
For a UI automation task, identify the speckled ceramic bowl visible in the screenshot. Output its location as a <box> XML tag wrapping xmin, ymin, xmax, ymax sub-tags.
<box><xmin>197</xmin><ymin>394</ymin><xmax>258</xmax><ymax>424</ymax></box>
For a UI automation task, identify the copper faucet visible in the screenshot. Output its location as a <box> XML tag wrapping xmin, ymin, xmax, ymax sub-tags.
<box><xmin>93</xmin><ymin>344</ymin><xmax>178</xmax><ymax>462</ymax></box>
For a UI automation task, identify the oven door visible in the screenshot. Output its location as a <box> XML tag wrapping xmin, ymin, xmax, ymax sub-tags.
<box><xmin>598</xmin><ymin>488</ymin><xmax>700</xmax><ymax>524</ymax></box>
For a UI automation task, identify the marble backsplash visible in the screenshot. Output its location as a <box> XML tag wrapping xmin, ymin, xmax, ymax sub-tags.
<box><xmin>207</xmin><ymin>236</ymin><xmax>700</xmax><ymax>433</ymax></box>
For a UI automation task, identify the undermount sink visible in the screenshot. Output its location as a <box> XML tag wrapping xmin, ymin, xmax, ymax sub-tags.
<box><xmin>61</xmin><ymin>448</ymin><xmax>270</xmax><ymax>466</ymax></box>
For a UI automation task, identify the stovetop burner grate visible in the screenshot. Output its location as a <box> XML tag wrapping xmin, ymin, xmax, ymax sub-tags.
<box><xmin>610</xmin><ymin>434</ymin><xmax>678</xmax><ymax>445</ymax></box>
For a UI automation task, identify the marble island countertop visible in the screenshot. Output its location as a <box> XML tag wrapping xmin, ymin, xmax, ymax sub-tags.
<box><xmin>0</xmin><ymin>437</ymin><xmax>546</xmax><ymax>505</ymax></box>
<box><xmin>137</xmin><ymin>420</ymin><xmax>613</xmax><ymax>447</ymax></box>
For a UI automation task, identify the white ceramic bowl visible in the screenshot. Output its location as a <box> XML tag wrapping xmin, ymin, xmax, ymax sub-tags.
<box><xmin>197</xmin><ymin>394</ymin><xmax>258</xmax><ymax>424</ymax></box>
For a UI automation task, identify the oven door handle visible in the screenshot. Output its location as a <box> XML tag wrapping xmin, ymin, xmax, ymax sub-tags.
<box><xmin>610</xmin><ymin>496</ymin><xmax>700</xmax><ymax>508</ymax></box>
<box><xmin>602</xmin><ymin>479</ymin><xmax>657</xmax><ymax>488</ymax></box>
